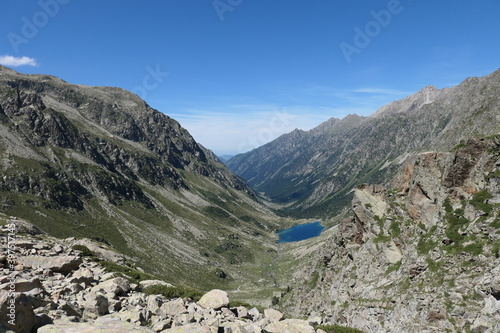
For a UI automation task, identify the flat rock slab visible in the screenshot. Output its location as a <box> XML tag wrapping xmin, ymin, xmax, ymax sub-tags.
<box><xmin>37</xmin><ymin>320</ymin><xmax>155</xmax><ymax>333</ymax></box>
<box><xmin>197</xmin><ymin>289</ymin><xmax>229</xmax><ymax>309</ymax></box>
<box><xmin>19</xmin><ymin>255</ymin><xmax>82</xmax><ymax>274</ymax></box>
<box><xmin>264</xmin><ymin>319</ymin><xmax>315</xmax><ymax>333</ymax></box>
<box><xmin>0</xmin><ymin>277</ymin><xmax>43</xmax><ymax>296</ymax></box>
<box><xmin>139</xmin><ymin>279</ymin><xmax>174</xmax><ymax>289</ymax></box>
<box><xmin>162</xmin><ymin>324</ymin><xmax>214</xmax><ymax>333</ymax></box>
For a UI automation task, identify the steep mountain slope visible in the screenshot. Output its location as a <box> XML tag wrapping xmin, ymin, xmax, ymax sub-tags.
<box><xmin>0</xmin><ymin>66</ymin><xmax>284</xmax><ymax>290</ymax></box>
<box><xmin>227</xmin><ymin>70</ymin><xmax>500</xmax><ymax>218</ymax></box>
<box><xmin>279</xmin><ymin>136</ymin><xmax>500</xmax><ymax>332</ymax></box>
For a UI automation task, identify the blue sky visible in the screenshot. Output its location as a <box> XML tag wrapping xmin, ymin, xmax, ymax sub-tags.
<box><xmin>1</xmin><ymin>0</ymin><xmax>499</xmax><ymax>155</ymax></box>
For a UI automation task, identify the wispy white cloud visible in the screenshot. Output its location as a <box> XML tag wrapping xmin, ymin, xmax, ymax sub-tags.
<box><xmin>352</xmin><ymin>88</ymin><xmax>411</xmax><ymax>95</ymax></box>
<box><xmin>0</xmin><ymin>55</ymin><xmax>38</xmax><ymax>67</ymax></box>
<box><xmin>171</xmin><ymin>105</ymin><xmax>332</xmax><ymax>155</ymax></box>
<box><xmin>165</xmin><ymin>84</ymin><xmax>417</xmax><ymax>155</ymax></box>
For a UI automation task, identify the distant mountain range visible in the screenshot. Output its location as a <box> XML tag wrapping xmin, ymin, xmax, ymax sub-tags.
<box><xmin>0</xmin><ymin>65</ymin><xmax>282</xmax><ymax>289</ymax></box>
<box><xmin>227</xmin><ymin>69</ymin><xmax>500</xmax><ymax>218</ymax></box>
<box><xmin>217</xmin><ymin>155</ymin><xmax>235</xmax><ymax>164</ymax></box>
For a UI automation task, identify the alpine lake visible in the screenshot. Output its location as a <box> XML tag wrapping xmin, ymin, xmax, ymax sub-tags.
<box><xmin>276</xmin><ymin>221</ymin><xmax>324</xmax><ymax>243</ymax></box>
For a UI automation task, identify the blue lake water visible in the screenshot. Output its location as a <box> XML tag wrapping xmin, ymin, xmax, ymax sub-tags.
<box><xmin>277</xmin><ymin>221</ymin><xmax>325</xmax><ymax>243</ymax></box>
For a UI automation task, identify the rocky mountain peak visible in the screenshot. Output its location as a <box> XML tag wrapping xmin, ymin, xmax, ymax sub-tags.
<box><xmin>371</xmin><ymin>84</ymin><xmax>442</xmax><ymax>118</ymax></box>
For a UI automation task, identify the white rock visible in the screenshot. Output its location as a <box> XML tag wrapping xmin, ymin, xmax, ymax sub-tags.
<box><xmin>264</xmin><ymin>308</ymin><xmax>283</xmax><ymax>323</ymax></box>
<box><xmin>264</xmin><ymin>319</ymin><xmax>315</xmax><ymax>333</ymax></box>
<box><xmin>197</xmin><ymin>289</ymin><xmax>229</xmax><ymax>309</ymax></box>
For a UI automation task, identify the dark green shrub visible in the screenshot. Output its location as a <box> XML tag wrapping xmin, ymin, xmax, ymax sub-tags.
<box><xmin>143</xmin><ymin>285</ymin><xmax>203</xmax><ymax>301</ymax></box>
<box><xmin>315</xmin><ymin>324</ymin><xmax>365</xmax><ymax>333</ymax></box>
<box><xmin>228</xmin><ymin>300</ymin><xmax>253</xmax><ymax>308</ymax></box>
<box><xmin>98</xmin><ymin>260</ymin><xmax>154</xmax><ymax>283</ymax></box>
<box><xmin>470</xmin><ymin>190</ymin><xmax>493</xmax><ymax>215</ymax></box>
<box><xmin>71</xmin><ymin>244</ymin><xmax>94</xmax><ymax>257</ymax></box>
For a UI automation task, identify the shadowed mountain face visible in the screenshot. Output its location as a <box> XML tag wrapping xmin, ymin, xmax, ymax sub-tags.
<box><xmin>227</xmin><ymin>69</ymin><xmax>500</xmax><ymax>218</ymax></box>
<box><xmin>0</xmin><ymin>66</ymin><xmax>282</xmax><ymax>288</ymax></box>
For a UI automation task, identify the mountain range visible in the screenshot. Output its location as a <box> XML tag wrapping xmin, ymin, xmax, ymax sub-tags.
<box><xmin>0</xmin><ymin>65</ymin><xmax>285</xmax><ymax>292</ymax></box>
<box><xmin>227</xmin><ymin>70</ymin><xmax>500</xmax><ymax>218</ymax></box>
<box><xmin>1</xmin><ymin>65</ymin><xmax>499</xmax><ymax>333</ymax></box>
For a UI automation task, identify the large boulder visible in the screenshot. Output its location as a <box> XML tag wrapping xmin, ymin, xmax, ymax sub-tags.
<box><xmin>264</xmin><ymin>308</ymin><xmax>283</xmax><ymax>323</ymax></box>
<box><xmin>19</xmin><ymin>255</ymin><xmax>82</xmax><ymax>274</ymax></box>
<box><xmin>160</xmin><ymin>298</ymin><xmax>186</xmax><ymax>317</ymax></box>
<box><xmin>71</xmin><ymin>238</ymin><xmax>125</xmax><ymax>263</ymax></box>
<box><xmin>70</xmin><ymin>267</ymin><xmax>95</xmax><ymax>285</ymax></box>
<box><xmin>263</xmin><ymin>319</ymin><xmax>315</xmax><ymax>333</ymax></box>
<box><xmin>491</xmin><ymin>276</ymin><xmax>500</xmax><ymax>300</ymax></box>
<box><xmin>91</xmin><ymin>277</ymin><xmax>130</xmax><ymax>297</ymax></box>
<box><xmin>0</xmin><ymin>290</ymin><xmax>35</xmax><ymax>333</ymax></box>
<box><xmin>139</xmin><ymin>279</ymin><xmax>173</xmax><ymax>289</ymax></box>
<box><xmin>83</xmin><ymin>293</ymin><xmax>109</xmax><ymax>319</ymax></box>
<box><xmin>197</xmin><ymin>289</ymin><xmax>229</xmax><ymax>309</ymax></box>
<box><xmin>0</xmin><ymin>277</ymin><xmax>43</xmax><ymax>296</ymax></box>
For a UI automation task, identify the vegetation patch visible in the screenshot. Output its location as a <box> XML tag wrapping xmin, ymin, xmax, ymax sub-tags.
<box><xmin>417</xmin><ymin>226</ymin><xmax>438</xmax><ymax>255</ymax></box>
<box><xmin>389</xmin><ymin>220</ymin><xmax>401</xmax><ymax>237</ymax></box>
<box><xmin>314</xmin><ymin>324</ymin><xmax>365</xmax><ymax>333</ymax></box>
<box><xmin>71</xmin><ymin>244</ymin><xmax>94</xmax><ymax>257</ymax></box>
<box><xmin>386</xmin><ymin>260</ymin><xmax>402</xmax><ymax>274</ymax></box>
<box><xmin>97</xmin><ymin>260</ymin><xmax>155</xmax><ymax>283</ymax></box>
<box><xmin>143</xmin><ymin>285</ymin><xmax>203</xmax><ymax>301</ymax></box>
<box><xmin>425</xmin><ymin>257</ymin><xmax>442</xmax><ymax>273</ymax></box>
<box><xmin>310</xmin><ymin>271</ymin><xmax>320</xmax><ymax>288</ymax></box>
<box><xmin>470</xmin><ymin>189</ymin><xmax>493</xmax><ymax>215</ymax></box>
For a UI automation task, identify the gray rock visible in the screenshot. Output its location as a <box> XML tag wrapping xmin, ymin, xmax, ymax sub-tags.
<box><xmin>37</xmin><ymin>319</ymin><xmax>156</xmax><ymax>332</ymax></box>
<box><xmin>83</xmin><ymin>293</ymin><xmax>109</xmax><ymax>319</ymax></box>
<box><xmin>248</xmin><ymin>307</ymin><xmax>261</xmax><ymax>320</ymax></box>
<box><xmin>235</xmin><ymin>306</ymin><xmax>249</xmax><ymax>318</ymax></box>
<box><xmin>58</xmin><ymin>301</ymin><xmax>83</xmax><ymax>317</ymax></box>
<box><xmin>151</xmin><ymin>318</ymin><xmax>172</xmax><ymax>332</ymax></box>
<box><xmin>139</xmin><ymin>279</ymin><xmax>174</xmax><ymax>290</ymax></box>
<box><xmin>91</xmin><ymin>277</ymin><xmax>130</xmax><ymax>297</ymax></box>
<box><xmin>0</xmin><ymin>276</ymin><xmax>43</xmax><ymax>296</ymax></box>
<box><xmin>33</xmin><ymin>313</ymin><xmax>54</xmax><ymax>331</ymax></box>
<box><xmin>491</xmin><ymin>276</ymin><xmax>500</xmax><ymax>299</ymax></box>
<box><xmin>263</xmin><ymin>319</ymin><xmax>315</xmax><ymax>333</ymax></box>
<box><xmin>198</xmin><ymin>289</ymin><xmax>230</xmax><ymax>310</ymax></box>
<box><xmin>0</xmin><ymin>320</ymin><xmax>15</xmax><ymax>332</ymax></box>
<box><xmin>53</xmin><ymin>244</ymin><xmax>64</xmax><ymax>254</ymax></box>
<box><xmin>19</xmin><ymin>255</ymin><xmax>82</xmax><ymax>274</ymax></box>
<box><xmin>263</xmin><ymin>308</ymin><xmax>283</xmax><ymax>323</ymax></box>
<box><xmin>70</xmin><ymin>267</ymin><xmax>94</xmax><ymax>285</ymax></box>
<box><xmin>161</xmin><ymin>324</ymin><xmax>213</xmax><ymax>332</ymax></box>
<box><xmin>0</xmin><ymin>290</ymin><xmax>36</xmax><ymax>333</ymax></box>
<box><xmin>160</xmin><ymin>298</ymin><xmax>186</xmax><ymax>316</ymax></box>
<box><xmin>147</xmin><ymin>294</ymin><xmax>167</xmax><ymax>315</ymax></box>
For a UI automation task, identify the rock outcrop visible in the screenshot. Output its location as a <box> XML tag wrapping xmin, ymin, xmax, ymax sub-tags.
<box><xmin>281</xmin><ymin>137</ymin><xmax>500</xmax><ymax>333</ymax></box>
